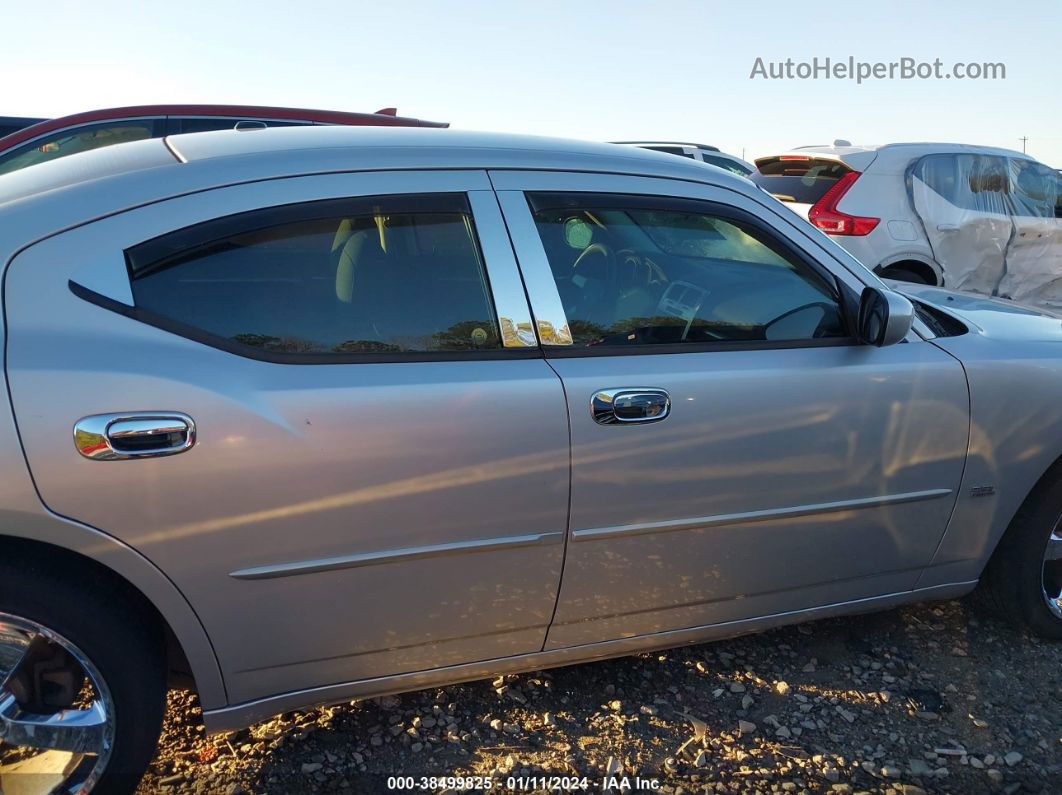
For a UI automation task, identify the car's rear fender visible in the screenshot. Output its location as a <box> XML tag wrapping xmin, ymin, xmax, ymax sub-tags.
<box><xmin>0</xmin><ymin>319</ymin><xmax>227</xmax><ymax>708</ymax></box>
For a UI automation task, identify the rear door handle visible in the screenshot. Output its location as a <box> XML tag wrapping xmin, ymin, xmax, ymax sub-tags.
<box><xmin>74</xmin><ymin>412</ymin><xmax>196</xmax><ymax>460</ymax></box>
<box><xmin>936</xmin><ymin>223</ymin><xmax>959</xmax><ymax>232</ymax></box>
<box><xmin>591</xmin><ymin>389</ymin><xmax>671</xmax><ymax>425</ymax></box>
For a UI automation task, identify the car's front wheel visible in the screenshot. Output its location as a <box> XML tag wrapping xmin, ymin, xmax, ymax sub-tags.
<box><xmin>0</xmin><ymin>557</ymin><xmax>167</xmax><ymax>794</ymax></box>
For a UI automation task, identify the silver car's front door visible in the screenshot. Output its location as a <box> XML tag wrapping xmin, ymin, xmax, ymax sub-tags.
<box><xmin>493</xmin><ymin>170</ymin><xmax>970</xmax><ymax>649</ymax></box>
<box><xmin>4</xmin><ymin>171</ymin><xmax>569</xmax><ymax>705</ymax></box>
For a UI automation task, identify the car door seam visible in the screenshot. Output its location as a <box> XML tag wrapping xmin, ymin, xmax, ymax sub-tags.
<box><xmin>914</xmin><ymin>342</ymin><xmax>974</xmax><ymax>588</ymax></box>
<box><xmin>484</xmin><ymin>171</ymin><xmax>575</xmax><ymax>654</ymax></box>
<box><xmin>539</xmin><ymin>356</ymin><xmax>573</xmax><ymax>654</ymax></box>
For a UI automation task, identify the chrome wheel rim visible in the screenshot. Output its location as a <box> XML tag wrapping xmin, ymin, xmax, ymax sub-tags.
<box><xmin>1045</xmin><ymin>521</ymin><xmax>1062</xmax><ymax>620</ymax></box>
<box><xmin>0</xmin><ymin>612</ymin><xmax>115</xmax><ymax>794</ymax></box>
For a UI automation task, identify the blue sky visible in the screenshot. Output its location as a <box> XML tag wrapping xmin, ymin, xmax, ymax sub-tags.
<box><xmin>3</xmin><ymin>0</ymin><xmax>1060</xmax><ymax>165</ymax></box>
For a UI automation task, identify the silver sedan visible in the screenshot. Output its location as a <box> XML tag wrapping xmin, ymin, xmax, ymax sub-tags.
<box><xmin>0</xmin><ymin>127</ymin><xmax>1059</xmax><ymax>793</ymax></box>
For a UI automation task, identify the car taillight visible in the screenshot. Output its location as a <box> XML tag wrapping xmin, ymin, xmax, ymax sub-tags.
<box><xmin>808</xmin><ymin>171</ymin><xmax>879</xmax><ymax>236</ymax></box>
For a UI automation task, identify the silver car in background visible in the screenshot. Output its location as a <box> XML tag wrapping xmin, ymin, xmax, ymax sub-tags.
<box><xmin>0</xmin><ymin>128</ymin><xmax>1060</xmax><ymax>793</ymax></box>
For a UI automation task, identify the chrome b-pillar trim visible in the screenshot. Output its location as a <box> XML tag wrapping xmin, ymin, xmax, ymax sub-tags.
<box><xmin>492</xmin><ymin>190</ymin><xmax>574</xmax><ymax>347</ymax></box>
<box><xmin>229</xmin><ymin>531</ymin><xmax>565</xmax><ymax>580</ymax></box>
<box><xmin>467</xmin><ymin>190</ymin><xmax>539</xmax><ymax>348</ymax></box>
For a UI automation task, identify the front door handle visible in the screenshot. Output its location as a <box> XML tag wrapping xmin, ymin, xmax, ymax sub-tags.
<box><xmin>74</xmin><ymin>412</ymin><xmax>196</xmax><ymax>460</ymax></box>
<box><xmin>591</xmin><ymin>389</ymin><xmax>671</xmax><ymax>425</ymax></box>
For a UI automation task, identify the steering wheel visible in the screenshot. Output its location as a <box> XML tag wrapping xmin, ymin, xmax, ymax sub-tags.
<box><xmin>615</xmin><ymin>248</ymin><xmax>668</xmax><ymax>288</ymax></box>
<box><xmin>569</xmin><ymin>243</ymin><xmax>617</xmax><ymax>320</ymax></box>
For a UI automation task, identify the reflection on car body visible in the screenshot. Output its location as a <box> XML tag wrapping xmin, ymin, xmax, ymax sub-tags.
<box><xmin>0</xmin><ymin>128</ymin><xmax>1060</xmax><ymax>793</ymax></box>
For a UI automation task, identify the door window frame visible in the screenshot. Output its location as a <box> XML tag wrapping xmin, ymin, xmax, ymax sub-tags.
<box><xmin>491</xmin><ymin>171</ymin><xmax>866</xmax><ymax>357</ymax></box>
<box><xmin>66</xmin><ymin>170</ymin><xmax>539</xmax><ymax>364</ymax></box>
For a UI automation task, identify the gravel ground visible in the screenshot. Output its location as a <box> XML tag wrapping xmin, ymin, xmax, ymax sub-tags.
<box><xmin>138</xmin><ymin>598</ymin><xmax>1060</xmax><ymax>794</ymax></box>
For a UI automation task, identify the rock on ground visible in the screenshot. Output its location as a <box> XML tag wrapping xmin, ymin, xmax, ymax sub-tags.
<box><xmin>136</xmin><ymin>600</ymin><xmax>1062</xmax><ymax>794</ymax></box>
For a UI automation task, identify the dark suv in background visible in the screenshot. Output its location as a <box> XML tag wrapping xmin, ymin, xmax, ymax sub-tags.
<box><xmin>0</xmin><ymin>104</ymin><xmax>446</xmax><ymax>176</ymax></box>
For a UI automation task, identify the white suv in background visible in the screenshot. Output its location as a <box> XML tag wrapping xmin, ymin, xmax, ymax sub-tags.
<box><xmin>614</xmin><ymin>141</ymin><xmax>755</xmax><ymax>176</ymax></box>
<box><xmin>752</xmin><ymin>143</ymin><xmax>1062</xmax><ymax>309</ymax></box>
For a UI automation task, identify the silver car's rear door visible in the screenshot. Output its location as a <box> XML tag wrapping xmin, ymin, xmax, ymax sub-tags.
<box><xmin>492</xmin><ymin>170</ymin><xmax>970</xmax><ymax>649</ymax></box>
<box><xmin>4</xmin><ymin>170</ymin><xmax>569</xmax><ymax>705</ymax></box>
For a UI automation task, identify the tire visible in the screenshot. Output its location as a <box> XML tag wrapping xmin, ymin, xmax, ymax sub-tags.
<box><xmin>877</xmin><ymin>265</ymin><xmax>931</xmax><ymax>285</ymax></box>
<box><xmin>976</xmin><ymin>465</ymin><xmax>1062</xmax><ymax>640</ymax></box>
<box><xmin>0</xmin><ymin>556</ymin><xmax>167</xmax><ymax>793</ymax></box>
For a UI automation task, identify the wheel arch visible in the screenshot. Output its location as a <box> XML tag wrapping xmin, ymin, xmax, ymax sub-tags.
<box><xmin>922</xmin><ymin>421</ymin><xmax>1062</xmax><ymax>591</ymax></box>
<box><xmin>982</xmin><ymin>451</ymin><xmax>1062</xmax><ymax>567</ymax></box>
<box><xmin>0</xmin><ymin>512</ymin><xmax>226</xmax><ymax>708</ymax></box>
<box><xmin>874</xmin><ymin>257</ymin><xmax>942</xmax><ymax>286</ymax></box>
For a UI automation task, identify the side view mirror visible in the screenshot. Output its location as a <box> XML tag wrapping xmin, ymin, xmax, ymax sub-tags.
<box><xmin>858</xmin><ymin>287</ymin><xmax>914</xmax><ymax>346</ymax></box>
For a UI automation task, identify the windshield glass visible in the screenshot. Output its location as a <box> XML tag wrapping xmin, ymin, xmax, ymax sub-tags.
<box><xmin>0</xmin><ymin>121</ymin><xmax>154</xmax><ymax>176</ymax></box>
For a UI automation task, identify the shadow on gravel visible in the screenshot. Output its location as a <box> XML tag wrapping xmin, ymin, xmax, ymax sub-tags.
<box><xmin>139</xmin><ymin>599</ymin><xmax>1060</xmax><ymax>794</ymax></box>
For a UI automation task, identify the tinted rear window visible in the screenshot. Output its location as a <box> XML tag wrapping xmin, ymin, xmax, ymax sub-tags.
<box><xmin>751</xmin><ymin>157</ymin><xmax>852</xmax><ymax>204</ymax></box>
<box><xmin>125</xmin><ymin>194</ymin><xmax>502</xmax><ymax>360</ymax></box>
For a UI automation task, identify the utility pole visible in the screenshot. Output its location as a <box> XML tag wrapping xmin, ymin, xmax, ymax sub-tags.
<box><xmin>1019</xmin><ymin>136</ymin><xmax>1028</xmax><ymax>153</ymax></box>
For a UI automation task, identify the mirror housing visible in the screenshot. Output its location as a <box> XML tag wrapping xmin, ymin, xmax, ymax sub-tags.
<box><xmin>857</xmin><ymin>287</ymin><xmax>914</xmax><ymax>346</ymax></box>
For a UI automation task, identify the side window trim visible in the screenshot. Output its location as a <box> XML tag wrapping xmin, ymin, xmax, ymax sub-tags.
<box><xmin>121</xmin><ymin>193</ymin><xmax>516</xmax><ymax>363</ymax></box>
<box><xmin>495</xmin><ymin>190</ymin><xmax>574</xmax><ymax>346</ymax></box>
<box><xmin>466</xmin><ymin>191</ymin><xmax>539</xmax><ymax>348</ymax></box>
<box><xmin>66</xmin><ymin>171</ymin><xmax>538</xmax><ymax>364</ymax></box>
<box><xmin>71</xmin><ymin>280</ymin><xmax>537</xmax><ymax>365</ymax></box>
<box><xmin>126</xmin><ymin>193</ymin><xmax>470</xmax><ymax>276</ymax></box>
<box><xmin>496</xmin><ymin>187</ymin><xmax>857</xmax><ymax>355</ymax></box>
<box><xmin>489</xmin><ymin>169</ymin><xmax>880</xmax><ymax>296</ymax></box>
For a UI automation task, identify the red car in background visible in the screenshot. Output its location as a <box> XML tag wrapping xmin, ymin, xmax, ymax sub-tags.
<box><xmin>0</xmin><ymin>104</ymin><xmax>447</xmax><ymax>176</ymax></box>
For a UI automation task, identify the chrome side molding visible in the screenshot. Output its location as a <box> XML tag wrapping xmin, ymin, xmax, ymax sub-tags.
<box><xmin>229</xmin><ymin>531</ymin><xmax>565</xmax><ymax>580</ymax></box>
<box><xmin>572</xmin><ymin>488</ymin><xmax>955</xmax><ymax>542</ymax></box>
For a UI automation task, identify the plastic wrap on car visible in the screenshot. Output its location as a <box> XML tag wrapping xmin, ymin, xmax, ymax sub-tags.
<box><xmin>906</xmin><ymin>154</ymin><xmax>1062</xmax><ymax>311</ymax></box>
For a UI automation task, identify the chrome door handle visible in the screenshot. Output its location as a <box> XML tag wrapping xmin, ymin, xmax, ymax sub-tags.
<box><xmin>73</xmin><ymin>412</ymin><xmax>196</xmax><ymax>460</ymax></box>
<box><xmin>591</xmin><ymin>388</ymin><xmax>671</xmax><ymax>425</ymax></box>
